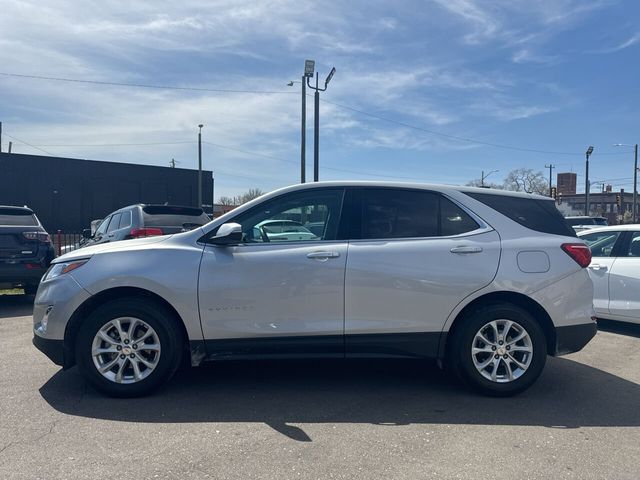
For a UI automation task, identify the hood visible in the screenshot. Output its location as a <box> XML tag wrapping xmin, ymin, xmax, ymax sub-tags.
<box><xmin>53</xmin><ymin>235</ymin><xmax>173</xmax><ymax>263</ymax></box>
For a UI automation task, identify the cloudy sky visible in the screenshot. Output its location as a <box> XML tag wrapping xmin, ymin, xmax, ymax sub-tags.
<box><xmin>1</xmin><ymin>0</ymin><xmax>639</xmax><ymax>199</ymax></box>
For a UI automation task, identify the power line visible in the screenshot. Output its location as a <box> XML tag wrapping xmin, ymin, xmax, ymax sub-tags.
<box><xmin>31</xmin><ymin>141</ymin><xmax>195</xmax><ymax>147</ymax></box>
<box><xmin>0</xmin><ymin>72</ymin><xmax>296</xmax><ymax>95</ymax></box>
<box><xmin>1</xmin><ymin>70</ymin><xmax>631</xmax><ymax>157</ymax></box>
<box><xmin>319</xmin><ymin>97</ymin><xmax>628</xmax><ymax>157</ymax></box>
<box><xmin>3</xmin><ymin>133</ymin><xmax>54</xmax><ymax>156</ymax></box>
<box><xmin>203</xmin><ymin>140</ymin><xmax>417</xmax><ymax>180</ymax></box>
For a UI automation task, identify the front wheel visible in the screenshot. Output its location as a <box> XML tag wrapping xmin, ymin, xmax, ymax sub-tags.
<box><xmin>448</xmin><ymin>304</ymin><xmax>547</xmax><ymax>397</ymax></box>
<box><xmin>76</xmin><ymin>298</ymin><xmax>184</xmax><ymax>397</ymax></box>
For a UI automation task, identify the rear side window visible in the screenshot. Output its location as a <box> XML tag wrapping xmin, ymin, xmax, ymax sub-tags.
<box><xmin>142</xmin><ymin>206</ymin><xmax>209</xmax><ymax>228</ymax></box>
<box><xmin>466</xmin><ymin>192</ymin><xmax>576</xmax><ymax>237</ymax></box>
<box><xmin>0</xmin><ymin>208</ymin><xmax>38</xmax><ymax>226</ymax></box>
<box><xmin>580</xmin><ymin>231</ymin><xmax>621</xmax><ymax>257</ymax></box>
<box><xmin>118</xmin><ymin>210</ymin><xmax>132</xmax><ymax>229</ymax></box>
<box><xmin>107</xmin><ymin>213</ymin><xmax>122</xmax><ymax>233</ymax></box>
<box><xmin>356</xmin><ymin>188</ymin><xmax>479</xmax><ymax>239</ymax></box>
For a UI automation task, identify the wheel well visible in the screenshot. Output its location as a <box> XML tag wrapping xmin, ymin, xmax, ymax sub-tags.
<box><xmin>63</xmin><ymin>286</ymin><xmax>189</xmax><ymax>368</ymax></box>
<box><xmin>441</xmin><ymin>291</ymin><xmax>556</xmax><ymax>359</ymax></box>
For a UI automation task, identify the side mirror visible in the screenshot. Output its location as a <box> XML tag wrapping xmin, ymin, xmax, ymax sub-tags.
<box><xmin>210</xmin><ymin>222</ymin><xmax>242</xmax><ymax>245</ymax></box>
<box><xmin>82</xmin><ymin>229</ymin><xmax>92</xmax><ymax>239</ymax></box>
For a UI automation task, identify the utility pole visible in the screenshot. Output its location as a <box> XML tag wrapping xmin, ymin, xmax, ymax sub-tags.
<box><xmin>8</xmin><ymin>141</ymin><xmax>12</xmax><ymax>153</ymax></box>
<box><xmin>634</xmin><ymin>143</ymin><xmax>638</xmax><ymax>223</ymax></box>
<box><xmin>585</xmin><ymin>146</ymin><xmax>594</xmax><ymax>216</ymax></box>
<box><xmin>198</xmin><ymin>125</ymin><xmax>203</xmax><ymax>209</ymax></box>
<box><xmin>0</xmin><ymin>121</ymin><xmax>3</xmax><ymax>153</ymax></box>
<box><xmin>306</xmin><ymin>63</ymin><xmax>336</xmax><ymax>182</ymax></box>
<box><xmin>545</xmin><ymin>164</ymin><xmax>555</xmax><ymax>197</ymax></box>
<box><xmin>301</xmin><ymin>76</ymin><xmax>306</xmax><ymax>183</ymax></box>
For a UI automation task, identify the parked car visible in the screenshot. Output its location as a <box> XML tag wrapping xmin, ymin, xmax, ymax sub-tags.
<box><xmin>33</xmin><ymin>182</ymin><xmax>596</xmax><ymax>397</ymax></box>
<box><xmin>0</xmin><ymin>206</ymin><xmax>55</xmax><ymax>294</ymax></box>
<box><xmin>254</xmin><ymin>219</ymin><xmax>319</xmax><ymax>242</ymax></box>
<box><xmin>565</xmin><ymin>216</ymin><xmax>608</xmax><ymax>232</ymax></box>
<box><xmin>81</xmin><ymin>204</ymin><xmax>210</xmax><ymax>247</ymax></box>
<box><xmin>578</xmin><ymin>225</ymin><xmax>640</xmax><ymax>324</ymax></box>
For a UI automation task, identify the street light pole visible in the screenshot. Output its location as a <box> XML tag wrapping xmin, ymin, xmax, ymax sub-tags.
<box><xmin>613</xmin><ymin>143</ymin><xmax>638</xmax><ymax>222</ymax></box>
<box><xmin>306</xmin><ymin>64</ymin><xmax>336</xmax><ymax>182</ymax></box>
<box><xmin>301</xmin><ymin>77</ymin><xmax>306</xmax><ymax>183</ymax></box>
<box><xmin>481</xmin><ymin>169</ymin><xmax>498</xmax><ymax>187</ymax></box>
<box><xmin>585</xmin><ymin>146</ymin><xmax>594</xmax><ymax>216</ymax></box>
<box><xmin>198</xmin><ymin>124</ymin><xmax>203</xmax><ymax>209</ymax></box>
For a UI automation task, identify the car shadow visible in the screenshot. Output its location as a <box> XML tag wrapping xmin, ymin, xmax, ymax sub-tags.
<box><xmin>40</xmin><ymin>356</ymin><xmax>640</xmax><ymax>441</ymax></box>
<box><xmin>597</xmin><ymin>319</ymin><xmax>640</xmax><ymax>338</ymax></box>
<box><xmin>0</xmin><ymin>293</ymin><xmax>34</xmax><ymax>319</ymax></box>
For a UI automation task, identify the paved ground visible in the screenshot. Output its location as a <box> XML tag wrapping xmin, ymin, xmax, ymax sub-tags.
<box><xmin>1</xmin><ymin>294</ymin><xmax>639</xmax><ymax>480</ymax></box>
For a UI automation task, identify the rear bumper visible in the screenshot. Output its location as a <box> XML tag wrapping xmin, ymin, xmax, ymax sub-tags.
<box><xmin>33</xmin><ymin>334</ymin><xmax>65</xmax><ymax>366</ymax></box>
<box><xmin>554</xmin><ymin>322</ymin><xmax>597</xmax><ymax>356</ymax></box>
<box><xmin>0</xmin><ymin>262</ymin><xmax>47</xmax><ymax>286</ymax></box>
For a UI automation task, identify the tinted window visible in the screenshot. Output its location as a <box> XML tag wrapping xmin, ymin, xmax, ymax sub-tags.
<box><xmin>580</xmin><ymin>231</ymin><xmax>621</xmax><ymax>257</ymax></box>
<box><xmin>142</xmin><ymin>206</ymin><xmax>209</xmax><ymax>228</ymax></box>
<box><xmin>440</xmin><ymin>196</ymin><xmax>480</xmax><ymax>236</ymax></box>
<box><xmin>466</xmin><ymin>192</ymin><xmax>576</xmax><ymax>237</ymax></box>
<box><xmin>232</xmin><ymin>188</ymin><xmax>344</xmax><ymax>243</ymax></box>
<box><xmin>118</xmin><ymin>210</ymin><xmax>132</xmax><ymax>229</ymax></box>
<box><xmin>107</xmin><ymin>213</ymin><xmax>122</xmax><ymax>233</ymax></box>
<box><xmin>358</xmin><ymin>189</ymin><xmax>479</xmax><ymax>240</ymax></box>
<box><xmin>0</xmin><ymin>208</ymin><xmax>38</xmax><ymax>226</ymax></box>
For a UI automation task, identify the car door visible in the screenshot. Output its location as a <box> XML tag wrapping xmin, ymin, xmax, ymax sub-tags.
<box><xmin>344</xmin><ymin>187</ymin><xmax>500</xmax><ymax>357</ymax></box>
<box><xmin>198</xmin><ymin>187</ymin><xmax>347</xmax><ymax>356</ymax></box>
<box><xmin>579</xmin><ymin>230</ymin><xmax>623</xmax><ymax>317</ymax></box>
<box><xmin>607</xmin><ymin>231</ymin><xmax>640</xmax><ymax>323</ymax></box>
<box><xmin>104</xmin><ymin>212</ymin><xmax>122</xmax><ymax>243</ymax></box>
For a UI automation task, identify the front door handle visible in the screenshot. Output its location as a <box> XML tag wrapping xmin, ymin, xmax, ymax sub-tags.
<box><xmin>306</xmin><ymin>251</ymin><xmax>340</xmax><ymax>260</ymax></box>
<box><xmin>589</xmin><ymin>264</ymin><xmax>608</xmax><ymax>271</ymax></box>
<box><xmin>450</xmin><ymin>246</ymin><xmax>483</xmax><ymax>254</ymax></box>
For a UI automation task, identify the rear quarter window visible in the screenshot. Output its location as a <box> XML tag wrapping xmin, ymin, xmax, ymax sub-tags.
<box><xmin>466</xmin><ymin>192</ymin><xmax>576</xmax><ymax>237</ymax></box>
<box><xmin>142</xmin><ymin>206</ymin><xmax>209</xmax><ymax>228</ymax></box>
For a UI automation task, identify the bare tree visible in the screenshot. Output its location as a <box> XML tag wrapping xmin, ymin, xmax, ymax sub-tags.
<box><xmin>466</xmin><ymin>179</ymin><xmax>502</xmax><ymax>189</ymax></box>
<box><xmin>217</xmin><ymin>188</ymin><xmax>265</xmax><ymax>206</ymax></box>
<box><xmin>502</xmin><ymin>168</ymin><xmax>548</xmax><ymax>195</ymax></box>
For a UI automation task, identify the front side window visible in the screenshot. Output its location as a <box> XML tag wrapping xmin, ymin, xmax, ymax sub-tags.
<box><xmin>232</xmin><ymin>188</ymin><xmax>344</xmax><ymax>243</ymax></box>
<box><xmin>107</xmin><ymin>213</ymin><xmax>122</xmax><ymax>233</ymax></box>
<box><xmin>358</xmin><ymin>188</ymin><xmax>479</xmax><ymax>240</ymax></box>
<box><xmin>580</xmin><ymin>231</ymin><xmax>621</xmax><ymax>257</ymax></box>
<box><xmin>95</xmin><ymin>216</ymin><xmax>111</xmax><ymax>237</ymax></box>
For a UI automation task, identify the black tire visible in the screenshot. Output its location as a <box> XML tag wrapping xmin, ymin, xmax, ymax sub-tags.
<box><xmin>448</xmin><ymin>303</ymin><xmax>547</xmax><ymax>397</ymax></box>
<box><xmin>23</xmin><ymin>284</ymin><xmax>38</xmax><ymax>295</ymax></box>
<box><xmin>75</xmin><ymin>297</ymin><xmax>184</xmax><ymax>397</ymax></box>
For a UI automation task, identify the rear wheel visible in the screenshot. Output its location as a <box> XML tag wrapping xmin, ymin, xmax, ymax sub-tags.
<box><xmin>448</xmin><ymin>304</ymin><xmax>547</xmax><ymax>396</ymax></box>
<box><xmin>76</xmin><ymin>297</ymin><xmax>183</xmax><ymax>397</ymax></box>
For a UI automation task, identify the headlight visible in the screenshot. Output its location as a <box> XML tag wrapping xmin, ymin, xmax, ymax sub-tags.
<box><xmin>43</xmin><ymin>259</ymin><xmax>90</xmax><ymax>281</ymax></box>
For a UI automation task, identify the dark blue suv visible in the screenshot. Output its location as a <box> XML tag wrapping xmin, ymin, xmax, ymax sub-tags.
<box><xmin>0</xmin><ymin>206</ymin><xmax>55</xmax><ymax>294</ymax></box>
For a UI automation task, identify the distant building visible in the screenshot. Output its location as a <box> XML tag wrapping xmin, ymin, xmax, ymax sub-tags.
<box><xmin>212</xmin><ymin>204</ymin><xmax>238</xmax><ymax>218</ymax></box>
<box><xmin>557</xmin><ymin>172</ymin><xmax>577</xmax><ymax>195</ymax></box>
<box><xmin>0</xmin><ymin>152</ymin><xmax>213</xmax><ymax>232</ymax></box>
<box><xmin>556</xmin><ymin>191</ymin><xmax>633</xmax><ymax>225</ymax></box>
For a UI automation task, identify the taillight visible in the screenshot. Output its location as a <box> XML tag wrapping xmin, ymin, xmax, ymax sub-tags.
<box><xmin>129</xmin><ymin>228</ymin><xmax>163</xmax><ymax>238</ymax></box>
<box><xmin>561</xmin><ymin>243</ymin><xmax>592</xmax><ymax>268</ymax></box>
<box><xmin>22</xmin><ymin>232</ymin><xmax>51</xmax><ymax>243</ymax></box>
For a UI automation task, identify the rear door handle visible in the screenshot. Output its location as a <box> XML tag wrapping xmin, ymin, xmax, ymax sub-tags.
<box><xmin>589</xmin><ymin>264</ymin><xmax>608</xmax><ymax>271</ymax></box>
<box><xmin>306</xmin><ymin>251</ymin><xmax>340</xmax><ymax>260</ymax></box>
<box><xmin>450</xmin><ymin>246</ymin><xmax>483</xmax><ymax>254</ymax></box>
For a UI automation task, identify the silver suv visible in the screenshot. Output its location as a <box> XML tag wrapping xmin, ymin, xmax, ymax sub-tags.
<box><xmin>33</xmin><ymin>182</ymin><xmax>596</xmax><ymax>397</ymax></box>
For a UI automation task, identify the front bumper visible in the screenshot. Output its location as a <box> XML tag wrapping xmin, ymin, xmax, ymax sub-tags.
<box><xmin>554</xmin><ymin>322</ymin><xmax>597</xmax><ymax>355</ymax></box>
<box><xmin>33</xmin><ymin>334</ymin><xmax>65</xmax><ymax>366</ymax></box>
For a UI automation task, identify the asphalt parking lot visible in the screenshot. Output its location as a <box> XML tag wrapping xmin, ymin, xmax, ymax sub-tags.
<box><xmin>1</xmin><ymin>294</ymin><xmax>639</xmax><ymax>480</ymax></box>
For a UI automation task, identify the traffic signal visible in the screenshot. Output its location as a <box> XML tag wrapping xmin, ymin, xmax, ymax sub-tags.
<box><xmin>616</xmin><ymin>193</ymin><xmax>621</xmax><ymax>207</ymax></box>
<box><xmin>550</xmin><ymin>187</ymin><xmax>557</xmax><ymax>199</ymax></box>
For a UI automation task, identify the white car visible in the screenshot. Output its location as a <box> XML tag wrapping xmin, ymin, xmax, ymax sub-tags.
<box><xmin>578</xmin><ymin>225</ymin><xmax>640</xmax><ymax>324</ymax></box>
<box><xmin>32</xmin><ymin>182</ymin><xmax>596</xmax><ymax>397</ymax></box>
